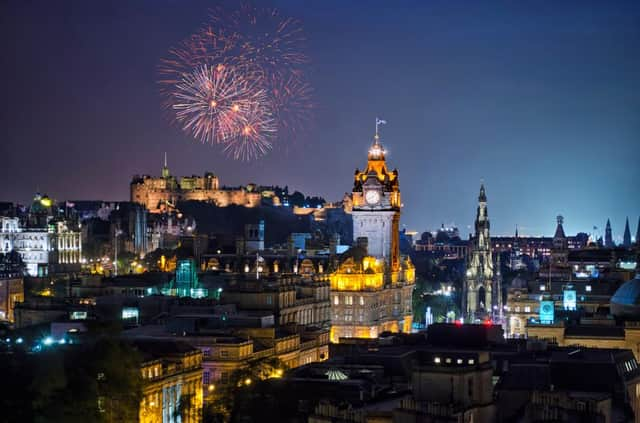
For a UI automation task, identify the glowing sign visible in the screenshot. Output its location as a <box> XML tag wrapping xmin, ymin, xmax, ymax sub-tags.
<box><xmin>563</xmin><ymin>290</ymin><xmax>576</xmax><ymax>311</ymax></box>
<box><xmin>122</xmin><ymin>307</ymin><xmax>139</xmax><ymax>323</ymax></box>
<box><xmin>539</xmin><ymin>300</ymin><xmax>554</xmax><ymax>324</ymax></box>
<box><xmin>70</xmin><ymin>311</ymin><xmax>87</xmax><ymax>320</ymax></box>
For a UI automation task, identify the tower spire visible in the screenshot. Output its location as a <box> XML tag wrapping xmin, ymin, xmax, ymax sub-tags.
<box><xmin>605</xmin><ymin>219</ymin><xmax>613</xmax><ymax>248</ymax></box>
<box><xmin>161</xmin><ymin>152</ymin><xmax>170</xmax><ymax>178</ymax></box>
<box><xmin>369</xmin><ymin>118</ymin><xmax>387</xmax><ymax>160</ymax></box>
<box><xmin>375</xmin><ymin>117</ymin><xmax>386</xmax><ymax>140</ymax></box>
<box><xmin>623</xmin><ymin>217</ymin><xmax>632</xmax><ymax>247</ymax></box>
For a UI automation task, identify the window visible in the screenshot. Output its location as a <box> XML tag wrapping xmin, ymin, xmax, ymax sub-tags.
<box><xmin>445</xmin><ymin>358</ymin><xmax>452</xmax><ymax>364</ymax></box>
<box><xmin>540</xmin><ymin>285</ymin><xmax>546</xmax><ymax>291</ymax></box>
<box><xmin>334</xmin><ymin>295</ymin><xmax>339</xmax><ymax>305</ymax></box>
<box><xmin>203</xmin><ymin>371</ymin><xmax>210</xmax><ymax>385</ymax></box>
<box><xmin>154</xmin><ymin>367</ymin><xmax>159</xmax><ymax>377</ymax></box>
<box><xmin>457</xmin><ymin>359</ymin><xmax>463</xmax><ymax>364</ymax></box>
<box><xmin>586</xmin><ymin>285</ymin><xmax>592</xmax><ymax>292</ymax></box>
<box><xmin>345</xmin><ymin>296</ymin><xmax>353</xmax><ymax>305</ymax></box>
<box><xmin>345</xmin><ymin>309</ymin><xmax>353</xmax><ymax>321</ymax></box>
<box><xmin>434</xmin><ymin>357</ymin><xmax>441</xmax><ymax>364</ymax></box>
<box><xmin>98</xmin><ymin>397</ymin><xmax>106</xmax><ymax>413</ymax></box>
<box><xmin>203</xmin><ymin>348</ymin><xmax>211</xmax><ymax>357</ymax></box>
<box><xmin>359</xmin><ymin>296</ymin><xmax>364</xmax><ymax>306</ymax></box>
<box><xmin>524</xmin><ymin>306</ymin><xmax>531</xmax><ymax>313</ymax></box>
<box><xmin>468</xmin><ymin>359</ymin><xmax>475</xmax><ymax>365</ymax></box>
<box><xmin>220</xmin><ymin>350</ymin><xmax>229</xmax><ymax>358</ymax></box>
<box><xmin>266</xmin><ymin>295</ymin><xmax>273</xmax><ymax>305</ymax></box>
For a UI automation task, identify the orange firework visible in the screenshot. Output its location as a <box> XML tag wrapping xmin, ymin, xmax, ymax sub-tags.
<box><xmin>159</xmin><ymin>2</ymin><xmax>313</xmax><ymax>160</ymax></box>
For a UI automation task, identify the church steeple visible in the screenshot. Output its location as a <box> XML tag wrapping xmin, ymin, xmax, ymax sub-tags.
<box><xmin>554</xmin><ymin>215</ymin><xmax>566</xmax><ymax>240</ymax></box>
<box><xmin>623</xmin><ymin>217</ymin><xmax>632</xmax><ymax>247</ymax></box>
<box><xmin>605</xmin><ymin>219</ymin><xmax>613</xmax><ymax>248</ymax></box>
<box><xmin>161</xmin><ymin>152</ymin><xmax>170</xmax><ymax>178</ymax></box>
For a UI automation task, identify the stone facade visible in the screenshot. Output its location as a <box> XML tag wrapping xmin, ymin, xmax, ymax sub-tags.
<box><xmin>130</xmin><ymin>158</ymin><xmax>274</xmax><ymax>212</ymax></box>
<box><xmin>1</xmin><ymin>215</ymin><xmax>81</xmax><ymax>277</ymax></box>
<box><xmin>137</xmin><ymin>341</ymin><xmax>203</xmax><ymax>423</ymax></box>
<box><xmin>0</xmin><ymin>275</ymin><xmax>23</xmax><ymax>322</ymax></box>
<box><xmin>464</xmin><ymin>185</ymin><xmax>497</xmax><ymax>319</ymax></box>
<box><xmin>527</xmin><ymin>321</ymin><xmax>640</xmax><ymax>361</ymax></box>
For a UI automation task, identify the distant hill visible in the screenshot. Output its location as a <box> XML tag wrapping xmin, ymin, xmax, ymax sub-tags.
<box><xmin>177</xmin><ymin>201</ymin><xmax>313</xmax><ymax>246</ymax></box>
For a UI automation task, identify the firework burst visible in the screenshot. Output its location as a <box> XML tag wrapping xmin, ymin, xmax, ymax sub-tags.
<box><xmin>223</xmin><ymin>103</ymin><xmax>276</xmax><ymax>161</ymax></box>
<box><xmin>172</xmin><ymin>64</ymin><xmax>266</xmax><ymax>144</ymax></box>
<box><xmin>159</xmin><ymin>2</ymin><xmax>313</xmax><ymax>160</ymax></box>
<box><xmin>270</xmin><ymin>73</ymin><xmax>314</xmax><ymax>142</ymax></box>
<box><xmin>214</xmin><ymin>3</ymin><xmax>309</xmax><ymax>78</ymax></box>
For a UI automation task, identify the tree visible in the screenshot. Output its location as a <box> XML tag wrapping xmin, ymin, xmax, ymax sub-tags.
<box><xmin>288</xmin><ymin>191</ymin><xmax>305</xmax><ymax>208</ymax></box>
<box><xmin>204</xmin><ymin>357</ymin><xmax>286</xmax><ymax>423</ymax></box>
<box><xmin>0</xmin><ymin>338</ymin><xmax>142</xmax><ymax>423</ymax></box>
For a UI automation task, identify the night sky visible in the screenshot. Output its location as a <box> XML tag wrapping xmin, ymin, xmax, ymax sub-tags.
<box><xmin>1</xmin><ymin>1</ymin><xmax>639</xmax><ymax>240</ymax></box>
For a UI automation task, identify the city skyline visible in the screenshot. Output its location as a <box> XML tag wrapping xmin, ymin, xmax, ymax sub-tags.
<box><xmin>1</xmin><ymin>0</ymin><xmax>639</xmax><ymax>237</ymax></box>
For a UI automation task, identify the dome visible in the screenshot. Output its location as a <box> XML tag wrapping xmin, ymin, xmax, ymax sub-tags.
<box><xmin>610</xmin><ymin>274</ymin><xmax>640</xmax><ymax>318</ymax></box>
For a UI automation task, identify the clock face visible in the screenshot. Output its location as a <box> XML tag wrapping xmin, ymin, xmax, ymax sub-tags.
<box><xmin>542</xmin><ymin>304</ymin><xmax>552</xmax><ymax>313</ymax></box>
<box><xmin>365</xmin><ymin>190</ymin><xmax>380</xmax><ymax>205</ymax></box>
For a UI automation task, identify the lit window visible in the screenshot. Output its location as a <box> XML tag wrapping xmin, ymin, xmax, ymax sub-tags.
<box><xmin>457</xmin><ymin>359</ymin><xmax>463</xmax><ymax>364</ymax></box>
<box><xmin>220</xmin><ymin>350</ymin><xmax>228</xmax><ymax>358</ymax></box>
<box><xmin>445</xmin><ymin>358</ymin><xmax>452</xmax><ymax>363</ymax></box>
<box><xmin>359</xmin><ymin>296</ymin><xmax>364</xmax><ymax>306</ymax></box>
<box><xmin>334</xmin><ymin>296</ymin><xmax>339</xmax><ymax>305</ymax></box>
<box><xmin>540</xmin><ymin>285</ymin><xmax>545</xmax><ymax>291</ymax></box>
<box><xmin>524</xmin><ymin>306</ymin><xmax>531</xmax><ymax>313</ymax></box>
<box><xmin>468</xmin><ymin>359</ymin><xmax>475</xmax><ymax>365</ymax></box>
<box><xmin>515</xmin><ymin>306</ymin><xmax>520</xmax><ymax>312</ymax></box>
<box><xmin>586</xmin><ymin>285</ymin><xmax>592</xmax><ymax>292</ymax></box>
<box><xmin>345</xmin><ymin>296</ymin><xmax>353</xmax><ymax>305</ymax></box>
<box><xmin>434</xmin><ymin>357</ymin><xmax>441</xmax><ymax>364</ymax></box>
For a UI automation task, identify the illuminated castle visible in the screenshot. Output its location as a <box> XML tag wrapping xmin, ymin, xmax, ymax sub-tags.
<box><xmin>329</xmin><ymin>128</ymin><xmax>415</xmax><ymax>343</ymax></box>
<box><xmin>130</xmin><ymin>154</ymin><xmax>279</xmax><ymax>212</ymax></box>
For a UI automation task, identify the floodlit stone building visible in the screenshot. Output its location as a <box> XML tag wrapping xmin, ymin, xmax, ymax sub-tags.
<box><xmin>130</xmin><ymin>155</ymin><xmax>279</xmax><ymax>212</ymax></box>
<box><xmin>329</xmin><ymin>129</ymin><xmax>415</xmax><ymax>343</ymax></box>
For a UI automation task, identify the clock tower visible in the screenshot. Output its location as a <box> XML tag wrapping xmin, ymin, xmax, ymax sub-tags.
<box><xmin>351</xmin><ymin>132</ymin><xmax>401</xmax><ymax>272</ymax></box>
<box><xmin>329</xmin><ymin>123</ymin><xmax>415</xmax><ymax>343</ymax></box>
